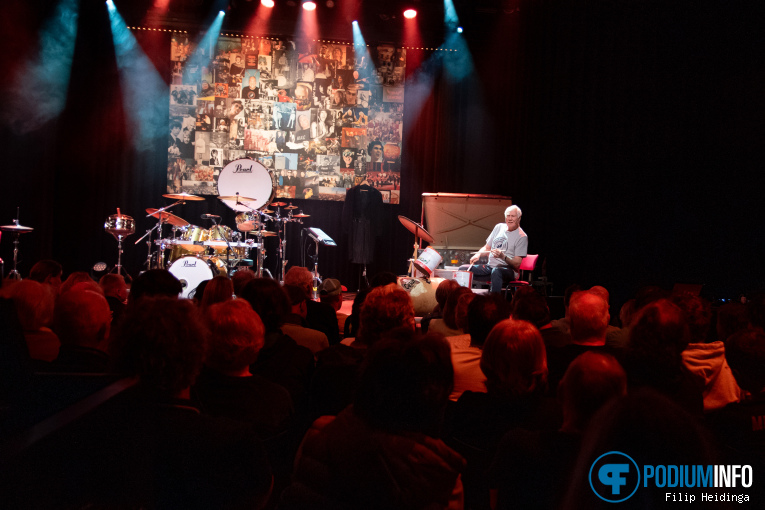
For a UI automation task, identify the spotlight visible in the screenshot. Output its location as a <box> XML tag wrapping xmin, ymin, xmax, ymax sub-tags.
<box><xmin>219</xmin><ymin>10</ymin><xmax>225</xmax><ymax>15</ymax></box>
<box><xmin>457</xmin><ymin>26</ymin><xmax>463</xmax><ymax>33</ymax></box>
<box><xmin>403</xmin><ymin>9</ymin><xmax>417</xmax><ymax>19</ymax></box>
<box><xmin>303</xmin><ymin>1</ymin><xmax>317</xmax><ymax>10</ymax></box>
<box><xmin>326</xmin><ymin>0</ymin><xmax>335</xmax><ymax>7</ymax></box>
<box><xmin>261</xmin><ymin>0</ymin><xmax>274</xmax><ymax>7</ymax></box>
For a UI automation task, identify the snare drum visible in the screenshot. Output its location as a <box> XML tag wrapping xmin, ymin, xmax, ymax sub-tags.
<box><xmin>217</xmin><ymin>159</ymin><xmax>275</xmax><ymax>212</ymax></box>
<box><xmin>104</xmin><ymin>213</ymin><xmax>135</xmax><ymax>240</ymax></box>
<box><xmin>167</xmin><ymin>255</ymin><xmax>226</xmax><ymax>299</ymax></box>
<box><xmin>412</xmin><ymin>247</ymin><xmax>443</xmax><ymax>278</ymax></box>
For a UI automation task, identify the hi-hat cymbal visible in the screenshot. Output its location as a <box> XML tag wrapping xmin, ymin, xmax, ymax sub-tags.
<box><xmin>219</xmin><ymin>195</ymin><xmax>257</xmax><ymax>202</ymax></box>
<box><xmin>162</xmin><ymin>193</ymin><xmax>205</xmax><ymax>201</ymax></box>
<box><xmin>0</xmin><ymin>224</ymin><xmax>34</xmax><ymax>233</ymax></box>
<box><xmin>271</xmin><ymin>201</ymin><xmax>287</xmax><ymax>207</ymax></box>
<box><xmin>285</xmin><ymin>205</ymin><xmax>298</xmax><ymax>210</ymax></box>
<box><xmin>293</xmin><ymin>213</ymin><xmax>310</xmax><ymax>218</ymax></box>
<box><xmin>146</xmin><ymin>208</ymin><xmax>189</xmax><ymax>227</ymax></box>
<box><xmin>398</xmin><ymin>215</ymin><xmax>435</xmax><ymax>243</ymax></box>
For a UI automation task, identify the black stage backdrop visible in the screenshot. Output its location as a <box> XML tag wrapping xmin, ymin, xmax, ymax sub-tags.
<box><xmin>2</xmin><ymin>0</ymin><xmax>764</xmax><ymax>308</ymax></box>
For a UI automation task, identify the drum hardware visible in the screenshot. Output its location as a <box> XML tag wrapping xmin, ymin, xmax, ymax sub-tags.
<box><xmin>1</xmin><ymin>208</ymin><xmax>34</xmax><ymax>280</ymax></box>
<box><xmin>305</xmin><ymin>228</ymin><xmax>337</xmax><ymax>299</ymax></box>
<box><xmin>398</xmin><ymin>215</ymin><xmax>435</xmax><ymax>278</ymax></box>
<box><xmin>201</xmin><ymin>214</ymin><xmax>236</xmax><ymax>270</ymax></box>
<box><xmin>104</xmin><ymin>208</ymin><xmax>134</xmax><ymax>279</ymax></box>
<box><xmin>137</xmin><ymin>207</ymin><xmax>189</xmax><ymax>270</ymax></box>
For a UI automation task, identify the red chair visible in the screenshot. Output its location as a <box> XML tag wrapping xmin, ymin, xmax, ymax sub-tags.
<box><xmin>504</xmin><ymin>254</ymin><xmax>539</xmax><ymax>298</ymax></box>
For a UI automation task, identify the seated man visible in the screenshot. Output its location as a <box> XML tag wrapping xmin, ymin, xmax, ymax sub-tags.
<box><xmin>460</xmin><ymin>205</ymin><xmax>528</xmax><ymax>293</ymax></box>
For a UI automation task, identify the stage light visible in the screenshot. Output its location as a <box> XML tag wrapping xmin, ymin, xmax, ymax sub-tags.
<box><xmin>261</xmin><ymin>0</ymin><xmax>274</xmax><ymax>7</ymax></box>
<box><xmin>457</xmin><ymin>26</ymin><xmax>463</xmax><ymax>33</ymax></box>
<box><xmin>303</xmin><ymin>1</ymin><xmax>316</xmax><ymax>10</ymax></box>
<box><xmin>403</xmin><ymin>9</ymin><xmax>417</xmax><ymax>19</ymax></box>
<box><xmin>219</xmin><ymin>10</ymin><xmax>225</xmax><ymax>15</ymax></box>
<box><xmin>326</xmin><ymin>0</ymin><xmax>335</xmax><ymax>7</ymax></box>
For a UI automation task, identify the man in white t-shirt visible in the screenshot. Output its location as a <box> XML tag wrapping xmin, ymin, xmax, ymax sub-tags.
<box><xmin>463</xmin><ymin>205</ymin><xmax>528</xmax><ymax>293</ymax></box>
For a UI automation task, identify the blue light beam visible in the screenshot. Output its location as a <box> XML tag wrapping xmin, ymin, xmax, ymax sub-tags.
<box><xmin>107</xmin><ymin>0</ymin><xmax>169</xmax><ymax>150</ymax></box>
<box><xmin>351</xmin><ymin>21</ymin><xmax>375</xmax><ymax>88</ymax></box>
<box><xmin>3</xmin><ymin>0</ymin><xmax>79</xmax><ymax>134</ymax></box>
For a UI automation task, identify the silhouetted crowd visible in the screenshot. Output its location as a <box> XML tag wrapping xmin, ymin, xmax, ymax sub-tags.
<box><xmin>1</xmin><ymin>260</ymin><xmax>764</xmax><ymax>509</ymax></box>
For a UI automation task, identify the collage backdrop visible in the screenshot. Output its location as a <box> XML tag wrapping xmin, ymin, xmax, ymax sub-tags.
<box><xmin>168</xmin><ymin>35</ymin><xmax>405</xmax><ymax>204</ymax></box>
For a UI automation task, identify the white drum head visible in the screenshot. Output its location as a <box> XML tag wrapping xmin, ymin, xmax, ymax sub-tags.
<box><xmin>168</xmin><ymin>255</ymin><xmax>214</xmax><ymax>298</ymax></box>
<box><xmin>217</xmin><ymin>159</ymin><xmax>275</xmax><ymax>212</ymax></box>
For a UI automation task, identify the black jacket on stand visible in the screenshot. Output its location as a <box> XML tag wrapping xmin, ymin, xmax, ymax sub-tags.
<box><xmin>341</xmin><ymin>184</ymin><xmax>383</xmax><ymax>265</ymax></box>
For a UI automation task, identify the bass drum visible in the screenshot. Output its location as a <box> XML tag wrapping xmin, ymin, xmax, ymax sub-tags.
<box><xmin>167</xmin><ymin>255</ymin><xmax>226</xmax><ymax>299</ymax></box>
<box><xmin>217</xmin><ymin>159</ymin><xmax>275</xmax><ymax>212</ymax></box>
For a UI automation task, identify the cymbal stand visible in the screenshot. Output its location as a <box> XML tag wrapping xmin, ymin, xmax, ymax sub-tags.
<box><xmin>110</xmin><ymin>235</ymin><xmax>129</xmax><ymax>278</ymax></box>
<box><xmin>135</xmin><ymin>220</ymin><xmax>164</xmax><ymax>270</ymax></box>
<box><xmin>7</xmin><ymin>231</ymin><xmax>22</xmax><ymax>280</ymax></box>
<box><xmin>306</xmin><ymin>229</ymin><xmax>323</xmax><ymax>300</ymax></box>
<box><xmin>206</xmin><ymin>216</ymin><xmax>235</xmax><ymax>270</ymax></box>
<box><xmin>408</xmin><ymin>225</ymin><xmax>425</xmax><ymax>278</ymax></box>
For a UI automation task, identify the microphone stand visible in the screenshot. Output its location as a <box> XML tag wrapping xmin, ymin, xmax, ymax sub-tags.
<box><xmin>207</xmin><ymin>216</ymin><xmax>234</xmax><ymax>271</ymax></box>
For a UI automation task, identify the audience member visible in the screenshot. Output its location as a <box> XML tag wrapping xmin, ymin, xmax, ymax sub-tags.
<box><xmin>489</xmin><ymin>352</ymin><xmax>627</xmax><ymax>510</ymax></box>
<box><xmin>283</xmin><ymin>284</ymin><xmax>330</xmax><ymax>354</ymax></box>
<box><xmin>27</xmin><ymin>259</ymin><xmax>63</xmax><ymax>294</ymax></box>
<box><xmin>98</xmin><ymin>273</ymin><xmax>128</xmax><ymax>324</ymax></box>
<box><xmin>127</xmin><ymin>269</ymin><xmax>182</xmax><ymax>306</ymax></box>
<box><xmin>512</xmin><ymin>286</ymin><xmax>571</xmax><ymax>349</ymax></box>
<box><xmin>0</xmin><ymin>279</ymin><xmax>59</xmax><ymax>362</ymax></box>
<box><xmin>231</xmin><ymin>268</ymin><xmax>256</xmax><ymax>296</ymax></box>
<box><xmin>240</xmin><ymin>278</ymin><xmax>315</xmax><ymax>407</ymax></box>
<box><xmin>59</xmin><ymin>271</ymin><xmax>100</xmax><ymax>296</ymax></box>
<box><xmin>282</xmin><ymin>332</ymin><xmax>465</xmax><ymax>510</ymax></box>
<box><xmin>421</xmin><ymin>279</ymin><xmax>460</xmax><ymax>334</ymax></box>
<box><xmin>429</xmin><ymin>285</ymin><xmax>472</xmax><ymax>337</ymax></box>
<box><xmin>715</xmin><ymin>302</ymin><xmax>749</xmax><ymax>342</ymax></box>
<box><xmin>199</xmin><ymin>275</ymin><xmax>233</xmax><ymax>309</ymax></box>
<box><xmin>343</xmin><ymin>271</ymin><xmax>399</xmax><ymax>338</ymax></box>
<box><xmin>48</xmin><ymin>289</ymin><xmax>112</xmax><ymax>373</ymax></box>
<box><xmin>549</xmin><ymin>283</ymin><xmax>581</xmax><ymax>335</ymax></box>
<box><xmin>284</xmin><ymin>266</ymin><xmax>340</xmax><ymax>344</ymax></box>
<box><xmin>450</xmin><ymin>293</ymin><xmax>511</xmax><ymax>401</ymax></box>
<box><xmin>448</xmin><ymin>291</ymin><xmax>476</xmax><ymax>349</ymax></box>
<box><xmin>319</xmin><ymin>278</ymin><xmax>348</xmax><ymax>339</ymax></box>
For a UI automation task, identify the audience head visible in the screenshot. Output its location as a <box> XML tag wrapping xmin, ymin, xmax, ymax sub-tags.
<box><xmin>284</xmin><ymin>284</ymin><xmax>308</xmax><ymax>318</ymax></box>
<box><xmin>725</xmin><ymin>328</ymin><xmax>765</xmax><ymax>394</ymax></box>
<box><xmin>28</xmin><ymin>260</ymin><xmax>63</xmax><ymax>292</ymax></box>
<box><xmin>512</xmin><ymin>288</ymin><xmax>551</xmax><ymax>328</ymax></box>
<box><xmin>231</xmin><ymin>268</ymin><xmax>256</xmax><ymax>297</ymax></box>
<box><xmin>128</xmin><ymin>269</ymin><xmax>182</xmax><ymax>306</ymax></box>
<box><xmin>716</xmin><ymin>302</ymin><xmax>749</xmax><ymax>342</ymax></box>
<box><xmin>467</xmin><ymin>293</ymin><xmax>512</xmax><ymax>348</ymax></box>
<box><xmin>205</xmin><ymin>299</ymin><xmax>265</xmax><ymax>374</ymax></box>
<box><xmin>110</xmin><ymin>297</ymin><xmax>208</xmax><ymax>395</ymax></box>
<box><xmin>626</xmin><ymin>299</ymin><xmax>690</xmax><ymax>375</ymax></box>
<box><xmin>633</xmin><ymin>285</ymin><xmax>669</xmax><ymax>312</ymax></box>
<box><xmin>99</xmin><ymin>274</ymin><xmax>128</xmax><ymax>302</ymax></box>
<box><xmin>562</xmin><ymin>284</ymin><xmax>582</xmax><ymax>315</ymax></box>
<box><xmin>200</xmin><ymin>275</ymin><xmax>233</xmax><ymax>309</ymax></box>
<box><xmin>0</xmin><ymin>280</ymin><xmax>55</xmax><ymax>330</ymax></box>
<box><xmin>558</xmin><ymin>352</ymin><xmax>627</xmax><ymax>433</ymax></box>
<box><xmin>454</xmin><ymin>292</ymin><xmax>477</xmax><ymax>332</ymax></box>
<box><xmin>618</xmin><ymin>299</ymin><xmax>636</xmax><ymax>328</ymax></box>
<box><xmin>588</xmin><ymin>285</ymin><xmax>610</xmax><ymax>308</ymax></box>
<box><xmin>354</xmin><ymin>331</ymin><xmax>454</xmax><ymax>435</ymax></box>
<box><xmin>480</xmin><ymin>319</ymin><xmax>547</xmax><ymax>398</ymax></box>
<box><xmin>434</xmin><ymin>280</ymin><xmax>460</xmax><ymax>312</ymax></box>
<box><xmin>671</xmin><ymin>294</ymin><xmax>711</xmax><ymax>343</ymax></box>
<box><xmin>368</xmin><ymin>271</ymin><xmax>398</xmax><ymax>289</ymax></box>
<box><xmin>283</xmin><ymin>266</ymin><xmax>313</xmax><ymax>297</ymax></box>
<box><xmin>53</xmin><ymin>289</ymin><xmax>112</xmax><ymax>349</ymax></box>
<box><xmin>747</xmin><ymin>292</ymin><xmax>765</xmax><ymax>330</ymax></box>
<box><xmin>240</xmin><ymin>278</ymin><xmax>290</xmax><ymax>332</ymax></box>
<box><xmin>568</xmin><ymin>291</ymin><xmax>610</xmax><ymax>344</ymax></box>
<box><xmin>443</xmin><ymin>286</ymin><xmax>473</xmax><ymax>330</ymax></box>
<box><xmin>192</xmin><ymin>280</ymin><xmax>209</xmax><ymax>302</ymax></box>
<box><xmin>357</xmin><ymin>283</ymin><xmax>415</xmax><ymax>346</ymax></box>
<box><xmin>319</xmin><ymin>278</ymin><xmax>345</xmax><ymax>311</ymax></box>
<box><xmin>59</xmin><ymin>272</ymin><xmax>99</xmax><ymax>296</ymax></box>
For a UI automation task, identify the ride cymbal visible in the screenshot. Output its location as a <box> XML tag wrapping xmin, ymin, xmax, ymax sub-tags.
<box><xmin>218</xmin><ymin>195</ymin><xmax>257</xmax><ymax>202</ymax></box>
<box><xmin>162</xmin><ymin>193</ymin><xmax>205</xmax><ymax>201</ymax></box>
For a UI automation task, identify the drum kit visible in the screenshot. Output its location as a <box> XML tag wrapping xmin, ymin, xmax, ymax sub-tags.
<box><xmin>102</xmin><ymin>159</ymin><xmax>308</xmax><ymax>297</ymax></box>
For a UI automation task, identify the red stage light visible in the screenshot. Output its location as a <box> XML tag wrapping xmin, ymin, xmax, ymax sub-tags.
<box><xmin>261</xmin><ymin>0</ymin><xmax>275</xmax><ymax>7</ymax></box>
<box><xmin>303</xmin><ymin>1</ymin><xmax>317</xmax><ymax>10</ymax></box>
<box><xmin>403</xmin><ymin>9</ymin><xmax>417</xmax><ymax>19</ymax></box>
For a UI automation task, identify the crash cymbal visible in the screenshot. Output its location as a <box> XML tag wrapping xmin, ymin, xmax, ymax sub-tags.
<box><xmin>218</xmin><ymin>195</ymin><xmax>257</xmax><ymax>202</ymax></box>
<box><xmin>162</xmin><ymin>193</ymin><xmax>205</xmax><ymax>201</ymax></box>
<box><xmin>293</xmin><ymin>213</ymin><xmax>310</xmax><ymax>218</ymax></box>
<box><xmin>270</xmin><ymin>201</ymin><xmax>287</xmax><ymax>207</ymax></box>
<box><xmin>398</xmin><ymin>215</ymin><xmax>435</xmax><ymax>244</ymax></box>
<box><xmin>285</xmin><ymin>204</ymin><xmax>298</xmax><ymax>210</ymax></box>
<box><xmin>146</xmin><ymin>208</ymin><xmax>189</xmax><ymax>227</ymax></box>
<box><xmin>261</xmin><ymin>209</ymin><xmax>275</xmax><ymax>214</ymax></box>
<box><xmin>0</xmin><ymin>224</ymin><xmax>33</xmax><ymax>233</ymax></box>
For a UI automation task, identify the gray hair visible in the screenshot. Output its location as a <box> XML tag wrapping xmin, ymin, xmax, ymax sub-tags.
<box><xmin>505</xmin><ymin>205</ymin><xmax>522</xmax><ymax>219</ymax></box>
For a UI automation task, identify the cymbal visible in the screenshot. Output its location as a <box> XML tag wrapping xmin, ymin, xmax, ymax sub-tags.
<box><xmin>285</xmin><ymin>205</ymin><xmax>298</xmax><ymax>210</ymax></box>
<box><xmin>262</xmin><ymin>209</ymin><xmax>274</xmax><ymax>214</ymax></box>
<box><xmin>146</xmin><ymin>208</ymin><xmax>189</xmax><ymax>227</ymax></box>
<box><xmin>271</xmin><ymin>201</ymin><xmax>287</xmax><ymax>207</ymax></box>
<box><xmin>0</xmin><ymin>224</ymin><xmax>33</xmax><ymax>233</ymax></box>
<box><xmin>219</xmin><ymin>195</ymin><xmax>257</xmax><ymax>202</ymax></box>
<box><xmin>254</xmin><ymin>230</ymin><xmax>276</xmax><ymax>237</ymax></box>
<box><xmin>162</xmin><ymin>193</ymin><xmax>205</xmax><ymax>201</ymax></box>
<box><xmin>293</xmin><ymin>213</ymin><xmax>310</xmax><ymax>218</ymax></box>
<box><xmin>397</xmin><ymin>215</ymin><xmax>434</xmax><ymax>243</ymax></box>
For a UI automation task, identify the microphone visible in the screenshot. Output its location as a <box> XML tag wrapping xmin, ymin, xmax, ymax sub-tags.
<box><xmin>201</xmin><ymin>214</ymin><xmax>221</xmax><ymax>219</ymax></box>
